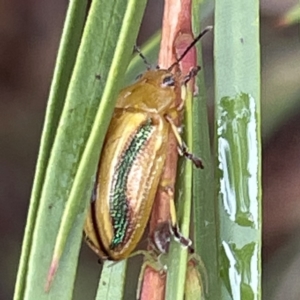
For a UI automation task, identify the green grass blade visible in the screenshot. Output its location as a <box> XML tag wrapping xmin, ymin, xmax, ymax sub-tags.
<box><xmin>165</xmin><ymin>89</ymin><xmax>194</xmax><ymax>300</ymax></box>
<box><xmin>95</xmin><ymin>261</ymin><xmax>127</xmax><ymax>300</ymax></box>
<box><xmin>13</xmin><ymin>1</ymin><xmax>87</xmax><ymax>299</ymax></box>
<box><xmin>214</xmin><ymin>1</ymin><xmax>261</xmax><ymax>299</ymax></box>
<box><xmin>15</xmin><ymin>0</ymin><xmax>147</xmax><ymax>299</ymax></box>
<box><xmin>279</xmin><ymin>3</ymin><xmax>300</xmax><ymax>26</ymax></box>
<box><xmin>191</xmin><ymin>3</ymin><xmax>220</xmax><ymax>300</ymax></box>
<box><xmin>50</xmin><ymin>0</ymin><xmax>148</xmax><ymax>274</ymax></box>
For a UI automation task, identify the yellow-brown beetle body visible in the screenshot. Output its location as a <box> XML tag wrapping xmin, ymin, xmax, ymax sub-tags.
<box><xmin>84</xmin><ymin>69</ymin><xmax>183</xmax><ymax>260</ymax></box>
<box><xmin>84</xmin><ymin>27</ymin><xmax>211</xmax><ymax>261</ymax></box>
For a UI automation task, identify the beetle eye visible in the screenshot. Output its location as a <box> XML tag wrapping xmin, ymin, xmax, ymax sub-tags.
<box><xmin>162</xmin><ymin>75</ymin><xmax>175</xmax><ymax>87</ymax></box>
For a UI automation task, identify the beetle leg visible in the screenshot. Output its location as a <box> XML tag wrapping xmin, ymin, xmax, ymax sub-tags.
<box><xmin>164</xmin><ymin>114</ymin><xmax>204</xmax><ymax>169</ymax></box>
<box><xmin>178</xmin><ymin>66</ymin><xmax>200</xmax><ymax>110</ymax></box>
<box><xmin>177</xmin><ymin>66</ymin><xmax>201</xmax><ymax>112</ymax></box>
<box><xmin>180</xmin><ymin>141</ymin><xmax>204</xmax><ymax>169</ymax></box>
<box><xmin>151</xmin><ymin>185</ymin><xmax>194</xmax><ymax>254</ymax></box>
<box><xmin>182</xmin><ymin>66</ymin><xmax>201</xmax><ymax>85</ymax></box>
<box><xmin>170</xmin><ymin>224</ymin><xmax>193</xmax><ymax>252</ymax></box>
<box><xmin>137</xmin><ymin>252</ymin><xmax>167</xmax><ymax>300</ymax></box>
<box><xmin>177</xmin><ymin>86</ymin><xmax>186</xmax><ymax>111</ymax></box>
<box><xmin>168</xmin><ymin>188</ymin><xmax>194</xmax><ymax>253</ymax></box>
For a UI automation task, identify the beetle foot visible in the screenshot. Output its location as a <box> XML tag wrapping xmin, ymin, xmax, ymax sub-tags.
<box><xmin>180</xmin><ymin>143</ymin><xmax>204</xmax><ymax>169</ymax></box>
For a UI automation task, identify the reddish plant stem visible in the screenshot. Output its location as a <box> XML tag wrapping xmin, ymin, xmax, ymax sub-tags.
<box><xmin>140</xmin><ymin>0</ymin><xmax>197</xmax><ymax>299</ymax></box>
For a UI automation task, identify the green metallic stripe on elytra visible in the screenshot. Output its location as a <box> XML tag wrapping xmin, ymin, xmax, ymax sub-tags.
<box><xmin>110</xmin><ymin>119</ymin><xmax>153</xmax><ymax>249</ymax></box>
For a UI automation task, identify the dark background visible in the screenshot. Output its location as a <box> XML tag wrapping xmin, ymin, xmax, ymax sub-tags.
<box><xmin>1</xmin><ymin>0</ymin><xmax>299</xmax><ymax>299</ymax></box>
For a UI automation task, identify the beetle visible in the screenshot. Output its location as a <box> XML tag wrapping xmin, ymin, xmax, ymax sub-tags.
<box><xmin>84</xmin><ymin>27</ymin><xmax>211</xmax><ymax>261</ymax></box>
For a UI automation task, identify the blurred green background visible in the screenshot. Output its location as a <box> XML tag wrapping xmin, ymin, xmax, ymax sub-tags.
<box><xmin>0</xmin><ymin>0</ymin><xmax>299</xmax><ymax>299</ymax></box>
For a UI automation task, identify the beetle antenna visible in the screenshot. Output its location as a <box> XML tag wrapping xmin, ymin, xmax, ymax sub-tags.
<box><xmin>167</xmin><ymin>25</ymin><xmax>213</xmax><ymax>72</ymax></box>
<box><xmin>134</xmin><ymin>45</ymin><xmax>152</xmax><ymax>70</ymax></box>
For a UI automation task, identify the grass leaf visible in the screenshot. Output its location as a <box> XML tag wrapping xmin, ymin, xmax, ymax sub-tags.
<box><xmin>214</xmin><ymin>0</ymin><xmax>261</xmax><ymax>299</ymax></box>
